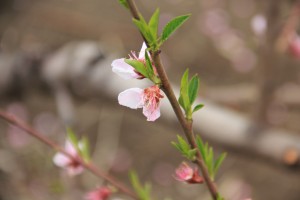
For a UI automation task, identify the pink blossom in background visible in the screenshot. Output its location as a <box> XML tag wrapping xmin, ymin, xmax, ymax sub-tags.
<box><xmin>111</xmin><ymin>43</ymin><xmax>147</xmax><ymax>80</ymax></box>
<box><xmin>174</xmin><ymin>162</ymin><xmax>204</xmax><ymax>184</ymax></box>
<box><xmin>288</xmin><ymin>35</ymin><xmax>300</xmax><ymax>59</ymax></box>
<box><xmin>53</xmin><ymin>140</ymin><xmax>84</xmax><ymax>176</ymax></box>
<box><xmin>85</xmin><ymin>187</ymin><xmax>112</xmax><ymax>200</ymax></box>
<box><xmin>251</xmin><ymin>14</ymin><xmax>267</xmax><ymax>36</ymax></box>
<box><xmin>118</xmin><ymin>85</ymin><xmax>164</xmax><ymax>121</ymax></box>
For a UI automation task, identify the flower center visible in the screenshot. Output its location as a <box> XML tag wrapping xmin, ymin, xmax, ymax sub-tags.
<box><xmin>68</xmin><ymin>157</ymin><xmax>81</xmax><ymax>169</ymax></box>
<box><xmin>143</xmin><ymin>86</ymin><xmax>164</xmax><ymax>110</ymax></box>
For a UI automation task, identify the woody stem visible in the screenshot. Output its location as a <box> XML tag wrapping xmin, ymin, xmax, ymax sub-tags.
<box><xmin>126</xmin><ymin>0</ymin><xmax>219</xmax><ymax>199</ymax></box>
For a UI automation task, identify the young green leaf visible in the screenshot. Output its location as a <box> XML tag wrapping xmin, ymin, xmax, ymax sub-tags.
<box><xmin>214</xmin><ymin>152</ymin><xmax>227</xmax><ymax>175</ymax></box>
<box><xmin>132</xmin><ymin>19</ymin><xmax>152</xmax><ymax>43</ymax></box>
<box><xmin>161</xmin><ymin>14</ymin><xmax>191</xmax><ymax>42</ymax></box>
<box><xmin>179</xmin><ymin>69</ymin><xmax>190</xmax><ymax>111</ymax></box>
<box><xmin>144</xmin><ymin>51</ymin><xmax>154</xmax><ymax>77</ymax></box>
<box><xmin>217</xmin><ymin>194</ymin><xmax>225</xmax><ymax>200</ymax></box>
<box><xmin>148</xmin><ymin>8</ymin><xmax>160</xmax><ymax>41</ymax></box>
<box><xmin>129</xmin><ymin>171</ymin><xmax>151</xmax><ymax>200</ymax></box>
<box><xmin>207</xmin><ymin>147</ymin><xmax>214</xmax><ymax>178</ymax></box>
<box><xmin>118</xmin><ymin>0</ymin><xmax>129</xmax><ymax>9</ymax></box>
<box><xmin>172</xmin><ymin>135</ymin><xmax>196</xmax><ymax>160</ymax></box>
<box><xmin>193</xmin><ymin>104</ymin><xmax>204</xmax><ymax>113</ymax></box>
<box><xmin>196</xmin><ymin>136</ymin><xmax>206</xmax><ymax>161</ymax></box>
<box><xmin>80</xmin><ymin>136</ymin><xmax>91</xmax><ymax>162</ymax></box>
<box><xmin>125</xmin><ymin>59</ymin><xmax>148</xmax><ymax>78</ymax></box>
<box><xmin>177</xmin><ymin>135</ymin><xmax>190</xmax><ymax>152</ymax></box>
<box><xmin>178</xmin><ymin>96</ymin><xmax>184</xmax><ymax>109</ymax></box>
<box><xmin>188</xmin><ymin>75</ymin><xmax>199</xmax><ymax>105</ymax></box>
<box><xmin>67</xmin><ymin>127</ymin><xmax>78</xmax><ymax>147</ymax></box>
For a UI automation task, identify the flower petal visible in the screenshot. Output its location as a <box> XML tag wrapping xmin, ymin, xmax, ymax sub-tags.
<box><xmin>138</xmin><ymin>42</ymin><xmax>147</xmax><ymax>59</ymax></box>
<box><xmin>53</xmin><ymin>153</ymin><xmax>70</xmax><ymax>167</ymax></box>
<box><xmin>112</xmin><ymin>58</ymin><xmax>139</xmax><ymax>80</ymax></box>
<box><xmin>65</xmin><ymin>140</ymin><xmax>77</xmax><ymax>156</ymax></box>
<box><xmin>174</xmin><ymin>162</ymin><xmax>193</xmax><ymax>181</ymax></box>
<box><xmin>143</xmin><ymin>105</ymin><xmax>161</xmax><ymax>121</ymax></box>
<box><xmin>67</xmin><ymin>166</ymin><xmax>84</xmax><ymax>176</ymax></box>
<box><xmin>118</xmin><ymin>88</ymin><xmax>143</xmax><ymax>109</ymax></box>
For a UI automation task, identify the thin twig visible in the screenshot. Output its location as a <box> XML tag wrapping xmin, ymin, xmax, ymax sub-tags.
<box><xmin>0</xmin><ymin>110</ymin><xmax>138</xmax><ymax>199</ymax></box>
<box><xmin>125</xmin><ymin>1</ymin><xmax>219</xmax><ymax>199</ymax></box>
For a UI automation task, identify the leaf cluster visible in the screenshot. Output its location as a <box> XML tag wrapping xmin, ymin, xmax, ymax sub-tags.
<box><xmin>172</xmin><ymin>134</ymin><xmax>226</xmax><ymax>181</ymax></box>
<box><xmin>67</xmin><ymin>128</ymin><xmax>91</xmax><ymax>163</ymax></box>
<box><xmin>171</xmin><ymin>135</ymin><xmax>197</xmax><ymax>161</ymax></box>
<box><xmin>130</xmin><ymin>8</ymin><xmax>191</xmax><ymax>51</ymax></box>
<box><xmin>196</xmin><ymin>136</ymin><xmax>226</xmax><ymax>180</ymax></box>
<box><xmin>129</xmin><ymin>171</ymin><xmax>152</xmax><ymax>200</ymax></box>
<box><xmin>178</xmin><ymin>69</ymin><xmax>204</xmax><ymax>120</ymax></box>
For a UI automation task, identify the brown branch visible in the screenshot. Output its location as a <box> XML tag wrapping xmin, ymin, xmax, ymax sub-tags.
<box><xmin>0</xmin><ymin>110</ymin><xmax>138</xmax><ymax>199</ymax></box>
<box><xmin>125</xmin><ymin>1</ymin><xmax>219</xmax><ymax>199</ymax></box>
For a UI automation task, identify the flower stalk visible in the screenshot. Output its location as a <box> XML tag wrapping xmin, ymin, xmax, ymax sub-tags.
<box><xmin>124</xmin><ymin>0</ymin><xmax>219</xmax><ymax>199</ymax></box>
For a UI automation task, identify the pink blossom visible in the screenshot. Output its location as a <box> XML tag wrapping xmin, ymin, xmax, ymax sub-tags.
<box><xmin>85</xmin><ymin>187</ymin><xmax>112</xmax><ymax>200</ymax></box>
<box><xmin>288</xmin><ymin>36</ymin><xmax>300</xmax><ymax>59</ymax></box>
<box><xmin>112</xmin><ymin>43</ymin><xmax>147</xmax><ymax>79</ymax></box>
<box><xmin>118</xmin><ymin>85</ymin><xmax>164</xmax><ymax>121</ymax></box>
<box><xmin>53</xmin><ymin>140</ymin><xmax>84</xmax><ymax>176</ymax></box>
<box><xmin>174</xmin><ymin>162</ymin><xmax>204</xmax><ymax>184</ymax></box>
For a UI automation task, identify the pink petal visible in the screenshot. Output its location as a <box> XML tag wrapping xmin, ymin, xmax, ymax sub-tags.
<box><xmin>67</xmin><ymin>166</ymin><xmax>84</xmax><ymax>176</ymax></box>
<box><xmin>118</xmin><ymin>88</ymin><xmax>143</xmax><ymax>109</ymax></box>
<box><xmin>143</xmin><ymin>105</ymin><xmax>161</xmax><ymax>121</ymax></box>
<box><xmin>53</xmin><ymin>153</ymin><xmax>70</xmax><ymax>167</ymax></box>
<box><xmin>111</xmin><ymin>58</ymin><xmax>139</xmax><ymax>80</ymax></box>
<box><xmin>138</xmin><ymin>42</ymin><xmax>147</xmax><ymax>59</ymax></box>
<box><xmin>65</xmin><ymin>140</ymin><xmax>77</xmax><ymax>156</ymax></box>
<box><xmin>174</xmin><ymin>162</ymin><xmax>193</xmax><ymax>181</ymax></box>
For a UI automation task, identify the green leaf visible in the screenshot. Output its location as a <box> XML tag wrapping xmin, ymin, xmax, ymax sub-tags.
<box><xmin>132</xmin><ymin>18</ymin><xmax>152</xmax><ymax>43</ymax></box>
<box><xmin>188</xmin><ymin>75</ymin><xmax>199</xmax><ymax>105</ymax></box>
<box><xmin>178</xmin><ymin>96</ymin><xmax>184</xmax><ymax>109</ymax></box>
<box><xmin>217</xmin><ymin>194</ymin><xmax>225</xmax><ymax>200</ymax></box>
<box><xmin>118</xmin><ymin>0</ymin><xmax>129</xmax><ymax>9</ymax></box>
<box><xmin>148</xmin><ymin>8</ymin><xmax>160</xmax><ymax>41</ymax></box>
<box><xmin>179</xmin><ymin>69</ymin><xmax>190</xmax><ymax>111</ymax></box>
<box><xmin>67</xmin><ymin>127</ymin><xmax>78</xmax><ymax>147</ymax></box>
<box><xmin>172</xmin><ymin>135</ymin><xmax>197</xmax><ymax>161</ymax></box>
<box><xmin>80</xmin><ymin>136</ymin><xmax>91</xmax><ymax>162</ymax></box>
<box><xmin>187</xmin><ymin>148</ymin><xmax>197</xmax><ymax>160</ymax></box>
<box><xmin>207</xmin><ymin>147</ymin><xmax>214</xmax><ymax>178</ymax></box>
<box><xmin>177</xmin><ymin>135</ymin><xmax>190</xmax><ymax>152</ymax></box>
<box><xmin>129</xmin><ymin>171</ymin><xmax>151</xmax><ymax>200</ymax></box>
<box><xmin>161</xmin><ymin>14</ymin><xmax>191</xmax><ymax>42</ymax></box>
<box><xmin>171</xmin><ymin>141</ymin><xmax>181</xmax><ymax>151</ymax></box>
<box><xmin>193</xmin><ymin>104</ymin><xmax>204</xmax><ymax>113</ymax></box>
<box><xmin>144</xmin><ymin>51</ymin><xmax>154</xmax><ymax>78</ymax></box>
<box><xmin>125</xmin><ymin>59</ymin><xmax>148</xmax><ymax>78</ymax></box>
<box><xmin>214</xmin><ymin>152</ymin><xmax>227</xmax><ymax>175</ymax></box>
<box><xmin>196</xmin><ymin>136</ymin><xmax>206</xmax><ymax>161</ymax></box>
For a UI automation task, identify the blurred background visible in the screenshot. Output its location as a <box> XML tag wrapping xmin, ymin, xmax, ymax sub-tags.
<box><xmin>1</xmin><ymin>0</ymin><xmax>300</xmax><ymax>199</ymax></box>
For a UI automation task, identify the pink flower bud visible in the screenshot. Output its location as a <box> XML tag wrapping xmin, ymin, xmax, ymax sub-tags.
<box><xmin>174</xmin><ymin>162</ymin><xmax>204</xmax><ymax>184</ymax></box>
<box><xmin>85</xmin><ymin>187</ymin><xmax>112</xmax><ymax>200</ymax></box>
<box><xmin>288</xmin><ymin>36</ymin><xmax>300</xmax><ymax>59</ymax></box>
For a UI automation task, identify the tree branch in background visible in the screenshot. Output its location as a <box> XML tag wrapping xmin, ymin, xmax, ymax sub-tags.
<box><xmin>0</xmin><ymin>110</ymin><xmax>138</xmax><ymax>200</ymax></box>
